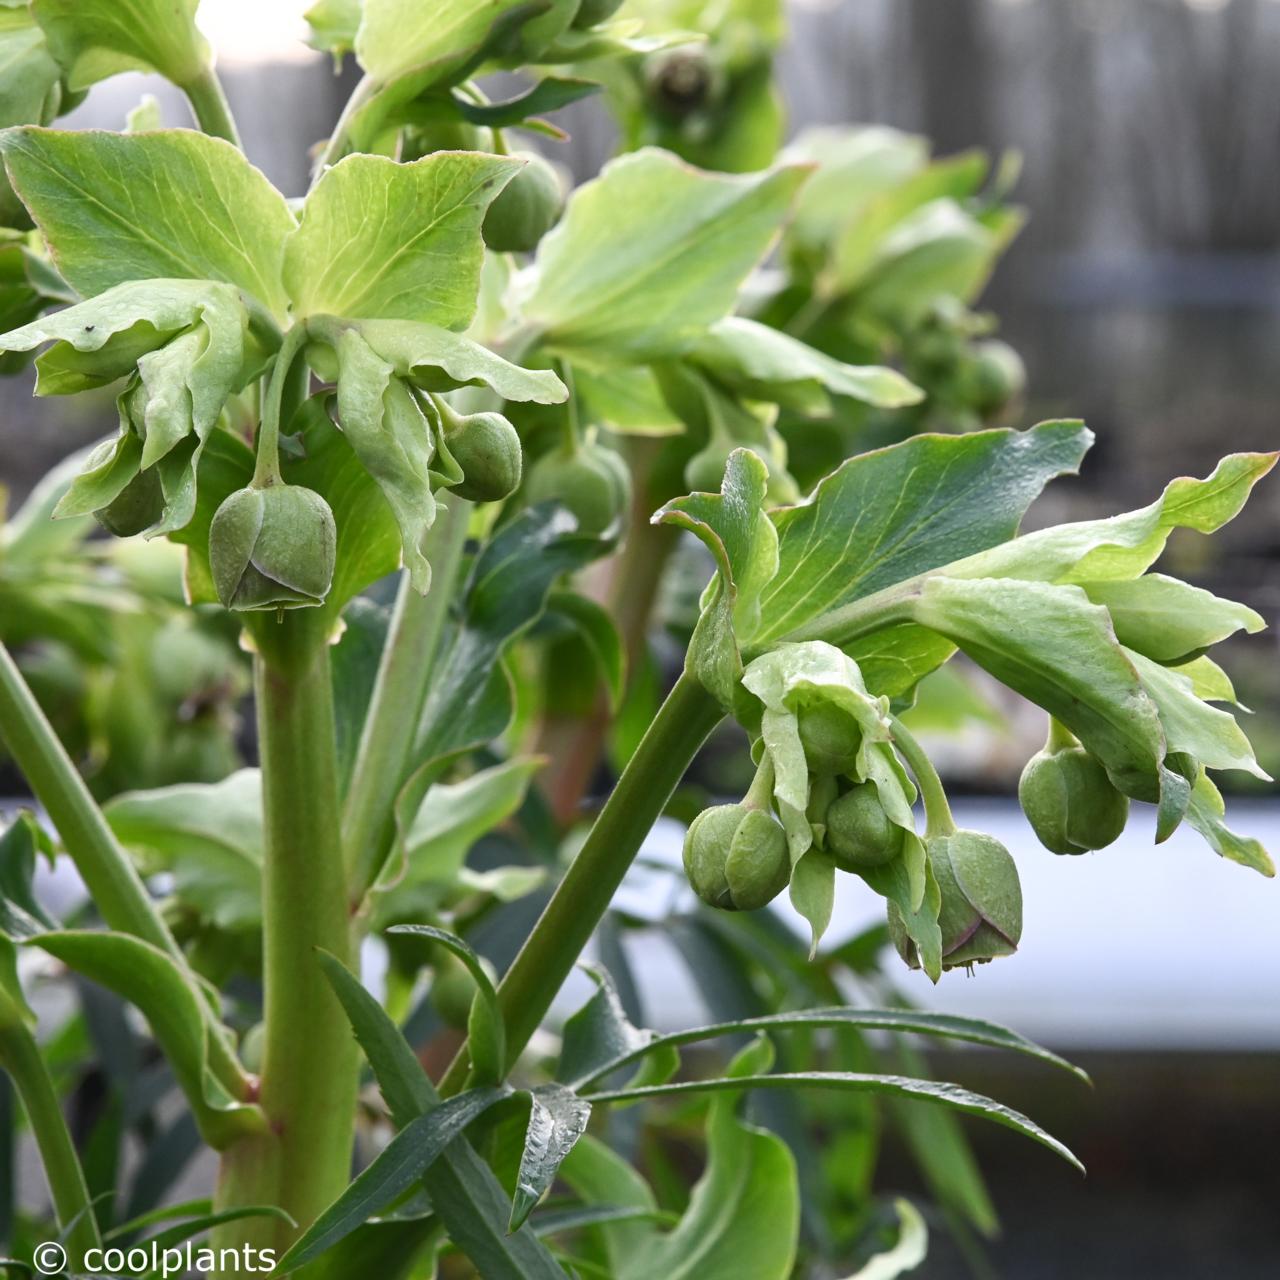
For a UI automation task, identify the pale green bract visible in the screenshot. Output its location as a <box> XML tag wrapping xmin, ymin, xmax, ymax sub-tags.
<box><xmin>519</xmin><ymin>148</ymin><xmax>811</xmax><ymax>359</ymax></box>
<box><xmin>30</xmin><ymin>0</ymin><xmax>211</xmax><ymax>91</ymax></box>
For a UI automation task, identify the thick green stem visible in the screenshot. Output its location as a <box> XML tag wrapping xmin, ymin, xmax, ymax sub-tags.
<box><xmin>343</xmin><ymin>500</ymin><xmax>472</xmax><ymax>902</ymax></box>
<box><xmin>439</xmin><ymin>673</ymin><xmax>724</xmax><ymax>1095</ymax></box>
<box><xmin>0</xmin><ymin>644</ymin><xmax>248</xmax><ymax>1097</ymax></box>
<box><xmin>221</xmin><ymin>612</ymin><xmax>357</xmax><ymax>1250</ymax></box>
<box><xmin>889</xmin><ymin>716</ymin><xmax>956</xmax><ymax>838</ymax></box>
<box><xmin>0</xmin><ymin>1021</ymin><xmax>101</xmax><ymax>1268</ymax></box>
<box><xmin>181</xmin><ymin>66</ymin><xmax>243</xmax><ymax>147</ymax></box>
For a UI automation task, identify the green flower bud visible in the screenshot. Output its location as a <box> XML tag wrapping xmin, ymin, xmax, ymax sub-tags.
<box><xmin>572</xmin><ymin>0</ymin><xmax>626</xmax><ymax>29</ymax></box>
<box><xmin>683</xmin><ymin>802</ymin><xmax>790</xmax><ymax>912</ymax></box>
<box><xmin>94</xmin><ymin>466</ymin><xmax>164</xmax><ymax>537</ymax></box>
<box><xmin>890</xmin><ymin>830</ymin><xmax>1022</xmax><ymax>971</ymax></box>
<box><xmin>1018</xmin><ymin>745</ymin><xmax>1129</xmax><ymax>855</ymax></box>
<box><xmin>525</xmin><ymin>439</ymin><xmax>631</xmax><ymax>535</ymax></box>
<box><xmin>806</xmin><ymin>771</ymin><xmax>839</xmax><ymax>834</ymax></box>
<box><xmin>826</xmin><ymin>781</ymin><xmax>905</xmax><ymax>870</ymax></box>
<box><xmin>961</xmin><ymin>339</ymin><xmax>1026</xmax><ymax>418</ymax></box>
<box><xmin>443</xmin><ymin>411</ymin><xmax>523</xmax><ymax>503</ymax></box>
<box><xmin>209</xmin><ymin>483</ymin><xmax>336</xmax><ymax>612</ymax></box>
<box><xmin>482</xmin><ymin>152</ymin><xmax>565</xmax><ymax>254</ymax></box>
<box><xmin>796</xmin><ymin>702</ymin><xmax>863</xmax><ymax>775</ymax></box>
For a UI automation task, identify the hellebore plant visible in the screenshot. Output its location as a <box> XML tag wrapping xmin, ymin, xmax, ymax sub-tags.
<box><xmin>0</xmin><ymin>0</ymin><xmax>1274</xmax><ymax>1276</ymax></box>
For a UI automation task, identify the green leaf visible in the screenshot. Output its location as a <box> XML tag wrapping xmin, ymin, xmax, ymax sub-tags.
<box><xmin>0</xmin><ymin>128</ymin><xmax>295</xmax><ymax>315</ymax></box>
<box><xmin>377</xmin><ymin>757</ymin><xmax>543</xmax><ymax>917</ymax></box>
<box><xmin>952</xmin><ymin>452</ymin><xmax>1278</xmax><ymax>585</ymax></box>
<box><xmin>567</xmin><ymin>1006</ymin><xmax>1085</xmax><ymax>1093</ymax></box>
<box><xmin>611</xmin><ymin>1038</ymin><xmax>800</xmax><ymax>1280</ymax></box>
<box><xmin>355</xmin><ymin>0</ymin><xmax>536</xmax><ymax>88</ymax></box>
<box><xmin>910</xmin><ymin>578</ymin><xmax>1168</xmax><ymax>803</ymax></box>
<box><xmin>29</xmin><ymin>932</ymin><xmax>264</xmax><ymax>1146</ymax></box>
<box><xmin>546</xmin><ymin>590</ymin><xmax>626</xmax><ymax>711</ymax></box>
<box><xmin>557</xmin><ymin>964</ymin><xmax>668</xmax><ymax>1091</ymax></box>
<box><xmin>457</xmin><ymin>77</ymin><xmax>601</xmax><ymax>130</ymax></box>
<box><xmin>688</xmin><ymin>318</ymin><xmax>923</xmax><ymax>415</ymax></box>
<box><xmin>656</xmin><ymin>449</ymin><xmax>779</xmax><ymax>706</ymax></box>
<box><xmin>317</xmin><ymin>952</ymin><xmax>570</xmax><ymax>1279</ymax></box>
<box><xmin>141</xmin><ymin>1204</ymin><xmax>295</xmax><ymax>1252</ymax></box>
<box><xmin>387</xmin><ymin>925</ymin><xmax>505</xmax><ymax>1086</ymax></box>
<box><xmin>0</xmin><ymin>8</ymin><xmax>62</xmax><ymax>139</ymax></box>
<box><xmin>1079</xmin><ymin>575</ymin><xmax>1264</xmax><ymax>664</ymax></box>
<box><xmin>285</xmin><ymin>151</ymin><xmax>520</xmax><ymax>327</ymax></box>
<box><xmin>558</xmin><ymin>1134</ymin><xmax>660</xmax><ymax>1271</ymax></box>
<box><xmin>278</xmin><ymin>1086</ymin><xmax>512</xmax><ymax>1272</ymax></box>
<box><xmin>0</xmin><ymin>812</ymin><xmax>55</xmax><ymax>1029</ymax></box>
<box><xmin>30</xmin><ymin>0</ymin><xmax>210</xmax><ymax>89</ymax></box>
<box><xmin>841</xmin><ymin>1198</ymin><xmax>927</xmax><ymax>1280</ymax></box>
<box><xmin>521</xmin><ymin>149</ymin><xmax>810</xmax><ymax>360</ymax></box>
<box><xmin>511</xmin><ymin>1085</ymin><xmax>592</xmax><ymax>1231</ymax></box>
<box><xmin>593</xmin><ymin>1071</ymin><xmax>1082</xmax><ymax>1174</ymax></box>
<box><xmin>104</xmin><ymin>770</ymin><xmax>263</xmax><ymax>932</ymax></box>
<box><xmin>755</xmin><ymin>421</ymin><xmax>1092</xmax><ymax>648</ymax></box>
<box><xmin>1184</xmin><ymin>772</ymin><xmax>1274</xmax><ymax>877</ymax></box>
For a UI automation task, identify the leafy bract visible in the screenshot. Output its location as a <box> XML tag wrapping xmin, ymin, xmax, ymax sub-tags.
<box><xmin>30</xmin><ymin>0</ymin><xmax>210</xmax><ymax>90</ymax></box>
<box><xmin>913</xmin><ymin>578</ymin><xmax>1168</xmax><ymax>798</ymax></box>
<box><xmin>318</xmin><ymin>317</ymin><xmax>567</xmax><ymax>404</ymax></box>
<box><xmin>1185</xmin><ymin>772</ymin><xmax>1274</xmax><ymax>877</ymax></box>
<box><xmin>656</xmin><ymin>449</ymin><xmax>778</xmax><ymax>706</ymax></box>
<box><xmin>1080</xmin><ymin>575</ymin><xmax>1264</xmax><ymax>664</ymax></box>
<box><xmin>285</xmin><ymin>151</ymin><xmax>521</xmax><ymax>327</ymax></box>
<box><xmin>689</xmin><ymin>317</ymin><xmax>923</xmax><ymax>415</ymax></box>
<box><xmin>510</xmin><ymin>1084</ymin><xmax>592</xmax><ymax>1231</ymax></box>
<box><xmin>0</xmin><ymin>128</ymin><xmax>295</xmax><ymax>315</ymax></box>
<box><xmin>948</xmin><ymin>451</ymin><xmax>1277</xmax><ymax>585</ymax></box>
<box><xmin>756</xmin><ymin>421</ymin><xmax>1093</xmax><ymax>647</ymax></box>
<box><xmin>520</xmin><ymin>148</ymin><xmax>810</xmax><ymax>359</ymax></box>
<box><xmin>333</xmin><ymin>327</ymin><xmax>442</xmax><ymax>593</ymax></box>
<box><xmin>0</xmin><ymin>7</ymin><xmax>63</xmax><ymax>143</ymax></box>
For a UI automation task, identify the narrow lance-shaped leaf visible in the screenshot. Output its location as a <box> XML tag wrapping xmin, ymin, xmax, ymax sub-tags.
<box><xmin>387</xmin><ymin>925</ymin><xmax>504</xmax><ymax>1086</ymax></box>
<box><xmin>511</xmin><ymin>1085</ymin><xmax>592</xmax><ymax>1231</ymax></box>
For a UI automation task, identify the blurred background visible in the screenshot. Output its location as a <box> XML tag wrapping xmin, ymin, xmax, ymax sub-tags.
<box><xmin>1</xmin><ymin>1</ymin><xmax>1277</xmax><ymax>1276</ymax></box>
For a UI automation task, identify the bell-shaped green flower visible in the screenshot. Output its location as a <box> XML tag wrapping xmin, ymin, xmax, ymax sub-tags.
<box><xmin>890</xmin><ymin>830</ymin><xmax>1022</xmax><ymax>971</ymax></box>
<box><xmin>209</xmin><ymin>483</ymin><xmax>336</xmax><ymax>612</ymax></box>
<box><xmin>1019</xmin><ymin>742</ymin><xmax>1129</xmax><ymax>855</ymax></box>
<box><xmin>683</xmin><ymin>802</ymin><xmax>790</xmax><ymax>912</ymax></box>
<box><xmin>482</xmin><ymin>152</ymin><xmax>565</xmax><ymax>255</ymax></box>
<box><xmin>525</xmin><ymin>435</ymin><xmax>631</xmax><ymax>535</ymax></box>
<box><xmin>439</xmin><ymin>406</ymin><xmax>523</xmax><ymax>504</ymax></box>
<box><xmin>826</xmin><ymin>781</ymin><xmax>905</xmax><ymax>870</ymax></box>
